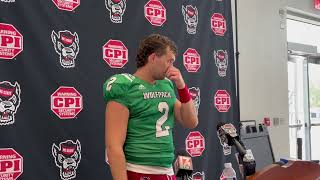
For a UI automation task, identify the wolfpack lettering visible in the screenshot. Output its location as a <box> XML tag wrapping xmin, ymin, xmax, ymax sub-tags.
<box><xmin>143</xmin><ymin>92</ymin><xmax>171</xmax><ymax>99</ymax></box>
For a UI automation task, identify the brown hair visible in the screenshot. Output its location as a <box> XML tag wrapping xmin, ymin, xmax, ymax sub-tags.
<box><xmin>136</xmin><ymin>34</ymin><xmax>177</xmax><ymax>68</ymax></box>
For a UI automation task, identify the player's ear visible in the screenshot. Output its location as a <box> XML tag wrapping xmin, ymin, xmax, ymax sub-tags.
<box><xmin>148</xmin><ymin>53</ymin><xmax>156</xmax><ymax>64</ymax></box>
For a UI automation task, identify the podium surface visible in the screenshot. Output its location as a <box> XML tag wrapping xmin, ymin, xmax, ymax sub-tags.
<box><xmin>247</xmin><ymin>161</ymin><xmax>320</xmax><ymax>180</ymax></box>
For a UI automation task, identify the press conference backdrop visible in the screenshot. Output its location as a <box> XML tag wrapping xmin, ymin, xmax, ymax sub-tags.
<box><xmin>0</xmin><ymin>0</ymin><xmax>239</xmax><ymax>179</ymax></box>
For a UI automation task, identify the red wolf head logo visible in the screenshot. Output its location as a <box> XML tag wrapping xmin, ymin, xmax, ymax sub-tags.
<box><xmin>52</xmin><ymin>140</ymin><xmax>81</xmax><ymax>180</ymax></box>
<box><xmin>0</xmin><ymin>81</ymin><xmax>21</xmax><ymax>126</ymax></box>
<box><xmin>51</xmin><ymin>30</ymin><xmax>80</xmax><ymax>68</ymax></box>
<box><xmin>189</xmin><ymin>87</ymin><xmax>200</xmax><ymax>115</ymax></box>
<box><xmin>182</xmin><ymin>5</ymin><xmax>198</xmax><ymax>34</ymax></box>
<box><xmin>105</xmin><ymin>0</ymin><xmax>126</xmax><ymax>23</ymax></box>
<box><xmin>214</xmin><ymin>50</ymin><xmax>228</xmax><ymax>77</ymax></box>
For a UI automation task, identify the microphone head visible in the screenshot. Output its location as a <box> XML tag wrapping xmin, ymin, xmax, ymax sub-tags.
<box><xmin>216</xmin><ymin>122</ymin><xmax>239</xmax><ymax>147</ymax></box>
<box><xmin>174</xmin><ymin>150</ymin><xmax>193</xmax><ymax>177</ymax></box>
<box><xmin>216</xmin><ymin>122</ymin><xmax>226</xmax><ymax>130</ymax></box>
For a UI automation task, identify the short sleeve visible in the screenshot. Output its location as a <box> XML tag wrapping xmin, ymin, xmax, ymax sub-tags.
<box><xmin>103</xmin><ymin>74</ymin><xmax>131</xmax><ymax>107</ymax></box>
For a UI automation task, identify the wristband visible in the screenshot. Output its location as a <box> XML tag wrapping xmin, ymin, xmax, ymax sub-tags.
<box><xmin>178</xmin><ymin>85</ymin><xmax>191</xmax><ymax>103</ymax></box>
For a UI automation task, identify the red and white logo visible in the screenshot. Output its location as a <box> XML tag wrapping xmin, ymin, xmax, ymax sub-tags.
<box><xmin>0</xmin><ymin>23</ymin><xmax>23</xmax><ymax>60</ymax></box>
<box><xmin>214</xmin><ymin>90</ymin><xmax>231</xmax><ymax>112</ymax></box>
<box><xmin>103</xmin><ymin>39</ymin><xmax>128</xmax><ymax>68</ymax></box>
<box><xmin>144</xmin><ymin>0</ymin><xmax>166</xmax><ymax>26</ymax></box>
<box><xmin>181</xmin><ymin>5</ymin><xmax>198</xmax><ymax>34</ymax></box>
<box><xmin>185</xmin><ymin>131</ymin><xmax>205</xmax><ymax>157</ymax></box>
<box><xmin>0</xmin><ymin>148</ymin><xmax>23</xmax><ymax>180</ymax></box>
<box><xmin>0</xmin><ymin>81</ymin><xmax>21</xmax><ymax>126</ymax></box>
<box><xmin>183</xmin><ymin>48</ymin><xmax>201</xmax><ymax>73</ymax></box>
<box><xmin>211</xmin><ymin>13</ymin><xmax>227</xmax><ymax>36</ymax></box>
<box><xmin>214</xmin><ymin>50</ymin><xmax>228</xmax><ymax>77</ymax></box>
<box><xmin>52</xmin><ymin>140</ymin><xmax>81</xmax><ymax>180</ymax></box>
<box><xmin>51</xmin><ymin>30</ymin><xmax>80</xmax><ymax>68</ymax></box>
<box><xmin>51</xmin><ymin>86</ymin><xmax>83</xmax><ymax>119</ymax></box>
<box><xmin>191</xmin><ymin>171</ymin><xmax>205</xmax><ymax>180</ymax></box>
<box><xmin>105</xmin><ymin>0</ymin><xmax>127</xmax><ymax>23</ymax></box>
<box><xmin>315</xmin><ymin>0</ymin><xmax>320</xmax><ymax>10</ymax></box>
<box><xmin>189</xmin><ymin>87</ymin><xmax>200</xmax><ymax>115</ymax></box>
<box><xmin>52</xmin><ymin>0</ymin><xmax>80</xmax><ymax>11</ymax></box>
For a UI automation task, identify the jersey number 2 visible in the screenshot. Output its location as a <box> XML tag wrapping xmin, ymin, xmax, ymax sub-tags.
<box><xmin>156</xmin><ymin>102</ymin><xmax>170</xmax><ymax>138</ymax></box>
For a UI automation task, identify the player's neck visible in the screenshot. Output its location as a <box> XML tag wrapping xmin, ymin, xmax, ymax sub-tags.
<box><xmin>134</xmin><ymin>67</ymin><xmax>156</xmax><ymax>85</ymax></box>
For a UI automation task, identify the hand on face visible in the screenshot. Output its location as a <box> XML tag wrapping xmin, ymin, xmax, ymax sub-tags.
<box><xmin>166</xmin><ymin>66</ymin><xmax>185</xmax><ymax>89</ymax></box>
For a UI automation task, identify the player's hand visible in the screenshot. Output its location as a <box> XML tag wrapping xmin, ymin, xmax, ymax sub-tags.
<box><xmin>166</xmin><ymin>66</ymin><xmax>185</xmax><ymax>89</ymax></box>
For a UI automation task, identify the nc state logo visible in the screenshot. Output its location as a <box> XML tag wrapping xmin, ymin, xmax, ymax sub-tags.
<box><xmin>105</xmin><ymin>0</ymin><xmax>126</xmax><ymax>23</ymax></box>
<box><xmin>189</xmin><ymin>171</ymin><xmax>205</xmax><ymax>180</ymax></box>
<box><xmin>214</xmin><ymin>50</ymin><xmax>228</xmax><ymax>77</ymax></box>
<box><xmin>217</xmin><ymin>127</ymin><xmax>231</xmax><ymax>155</ymax></box>
<box><xmin>51</xmin><ymin>30</ymin><xmax>80</xmax><ymax>68</ymax></box>
<box><xmin>0</xmin><ymin>81</ymin><xmax>21</xmax><ymax>126</ymax></box>
<box><xmin>52</xmin><ymin>140</ymin><xmax>81</xmax><ymax>180</ymax></box>
<box><xmin>189</xmin><ymin>87</ymin><xmax>200</xmax><ymax>115</ymax></box>
<box><xmin>182</xmin><ymin>5</ymin><xmax>198</xmax><ymax>34</ymax></box>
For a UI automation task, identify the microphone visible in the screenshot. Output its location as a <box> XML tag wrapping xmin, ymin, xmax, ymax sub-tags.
<box><xmin>173</xmin><ymin>151</ymin><xmax>193</xmax><ymax>180</ymax></box>
<box><xmin>242</xmin><ymin>149</ymin><xmax>256</xmax><ymax>176</ymax></box>
<box><xmin>217</xmin><ymin>122</ymin><xmax>256</xmax><ymax>177</ymax></box>
<box><xmin>217</xmin><ymin>122</ymin><xmax>247</xmax><ymax>156</ymax></box>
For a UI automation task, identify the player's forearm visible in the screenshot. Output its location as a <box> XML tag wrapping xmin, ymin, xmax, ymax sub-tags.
<box><xmin>180</xmin><ymin>100</ymin><xmax>198</xmax><ymax>128</ymax></box>
<box><xmin>107</xmin><ymin>146</ymin><xmax>128</xmax><ymax>180</ymax></box>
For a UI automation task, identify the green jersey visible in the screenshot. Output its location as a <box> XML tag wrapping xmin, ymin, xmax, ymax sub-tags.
<box><xmin>103</xmin><ymin>73</ymin><xmax>176</xmax><ymax>167</ymax></box>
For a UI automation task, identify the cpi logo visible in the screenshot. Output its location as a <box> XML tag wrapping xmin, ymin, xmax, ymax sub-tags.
<box><xmin>103</xmin><ymin>39</ymin><xmax>128</xmax><ymax>68</ymax></box>
<box><xmin>183</xmin><ymin>48</ymin><xmax>201</xmax><ymax>73</ymax></box>
<box><xmin>185</xmin><ymin>131</ymin><xmax>205</xmax><ymax>157</ymax></box>
<box><xmin>52</xmin><ymin>0</ymin><xmax>80</xmax><ymax>11</ymax></box>
<box><xmin>144</xmin><ymin>0</ymin><xmax>166</xmax><ymax>26</ymax></box>
<box><xmin>211</xmin><ymin>13</ymin><xmax>227</xmax><ymax>36</ymax></box>
<box><xmin>0</xmin><ymin>148</ymin><xmax>23</xmax><ymax>180</ymax></box>
<box><xmin>214</xmin><ymin>90</ymin><xmax>231</xmax><ymax>112</ymax></box>
<box><xmin>51</xmin><ymin>86</ymin><xmax>83</xmax><ymax>119</ymax></box>
<box><xmin>0</xmin><ymin>23</ymin><xmax>23</xmax><ymax>60</ymax></box>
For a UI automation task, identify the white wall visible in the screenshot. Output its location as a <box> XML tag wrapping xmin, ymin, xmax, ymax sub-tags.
<box><xmin>236</xmin><ymin>0</ymin><xmax>320</xmax><ymax>161</ymax></box>
<box><xmin>237</xmin><ymin>0</ymin><xmax>289</xmax><ymax>161</ymax></box>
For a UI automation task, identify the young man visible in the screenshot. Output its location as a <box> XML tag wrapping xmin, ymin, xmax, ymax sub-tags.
<box><xmin>104</xmin><ymin>34</ymin><xmax>198</xmax><ymax>180</ymax></box>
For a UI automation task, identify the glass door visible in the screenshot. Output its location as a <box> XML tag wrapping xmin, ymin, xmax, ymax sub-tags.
<box><xmin>308</xmin><ymin>57</ymin><xmax>320</xmax><ymax>160</ymax></box>
<box><xmin>288</xmin><ymin>54</ymin><xmax>310</xmax><ymax>160</ymax></box>
<box><xmin>288</xmin><ymin>54</ymin><xmax>320</xmax><ymax>161</ymax></box>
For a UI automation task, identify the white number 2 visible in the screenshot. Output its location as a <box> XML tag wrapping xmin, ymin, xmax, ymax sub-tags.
<box><xmin>106</xmin><ymin>77</ymin><xmax>117</xmax><ymax>91</ymax></box>
<box><xmin>156</xmin><ymin>102</ymin><xmax>170</xmax><ymax>138</ymax></box>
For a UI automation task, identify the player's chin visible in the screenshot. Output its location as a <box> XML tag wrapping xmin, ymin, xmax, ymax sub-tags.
<box><xmin>161</xmin><ymin>75</ymin><xmax>166</xmax><ymax>80</ymax></box>
<box><xmin>160</xmin><ymin>73</ymin><xmax>166</xmax><ymax>79</ymax></box>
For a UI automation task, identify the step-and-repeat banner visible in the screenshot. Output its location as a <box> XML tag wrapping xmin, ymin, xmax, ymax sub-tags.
<box><xmin>0</xmin><ymin>0</ymin><xmax>239</xmax><ymax>179</ymax></box>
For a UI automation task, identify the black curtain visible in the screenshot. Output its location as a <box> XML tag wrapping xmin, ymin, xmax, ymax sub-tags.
<box><xmin>0</xmin><ymin>0</ymin><xmax>238</xmax><ymax>179</ymax></box>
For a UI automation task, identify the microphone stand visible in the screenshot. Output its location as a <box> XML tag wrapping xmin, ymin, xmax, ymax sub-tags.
<box><xmin>181</xmin><ymin>173</ymin><xmax>189</xmax><ymax>180</ymax></box>
<box><xmin>238</xmin><ymin>154</ymin><xmax>247</xmax><ymax>180</ymax></box>
<box><xmin>238</xmin><ymin>151</ymin><xmax>256</xmax><ymax>180</ymax></box>
<box><xmin>235</xmin><ymin>139</ymin><xmax>255</xmax><ymax>180</ymax></box>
